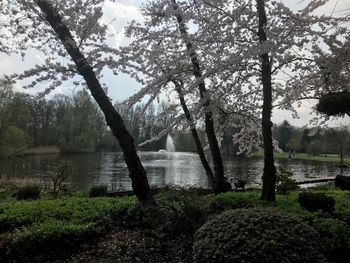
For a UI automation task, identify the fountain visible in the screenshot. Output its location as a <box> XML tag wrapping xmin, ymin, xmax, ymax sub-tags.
<box><xmin>166</xmin><ymin>134</ymin><xmax>175</xmax><ymax>159</ymax></box>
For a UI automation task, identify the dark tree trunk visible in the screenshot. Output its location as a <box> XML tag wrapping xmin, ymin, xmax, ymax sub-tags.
<box><xmin>172</xmin><ymin>80</ymin><xmax>216</xmax><ymax>190</ymax></box>
<box><xmin>257</xmin><ymin>0</ymin><xmax>276</xmax><ymax>202</ymax></box>
<box><xmin>35</xmin><ymin>0</ymin><xmax>155</xmax><ymax>206</ymax></box>
<box><xmin>171</xmin><ymin>0</ymin><xmax>229</xmax><ymax>193</ymax></box>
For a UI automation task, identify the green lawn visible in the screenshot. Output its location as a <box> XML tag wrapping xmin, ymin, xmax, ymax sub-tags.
<box><xmin>254</xmin><ymin>152</ymin><xmax>350</xmax><ymax>164</ymax></box>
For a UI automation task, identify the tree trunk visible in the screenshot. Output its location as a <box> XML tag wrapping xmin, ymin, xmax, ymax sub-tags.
<box><xmin>340</xmin><ymin>138</ymin><xmax>344</xmax><ymax>175</ymax></box>
<box><xmin>172</xmin><ymin>80</ymin><xmax>216</xmax><ymax>190</ymax></box>
<box><xmin>257</xmin><ymin>0</ymin><xmax>276</xmax><ymax>202</ymax></box>
<box><xmin>171</xmin><ymin>0</ymin><xmax>229</xmax><ymax>193</ymax></box>
<box><xmin>35</xmin><ymin>0</ymin><xmax>155</xmax><ymax>206</ymax></box>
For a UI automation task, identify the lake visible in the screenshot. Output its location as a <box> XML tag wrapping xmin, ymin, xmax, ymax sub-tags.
<box><xmin>0</xmin><ymin>151</ymin><xmax>347</xmax><ymax>191</ymax></box>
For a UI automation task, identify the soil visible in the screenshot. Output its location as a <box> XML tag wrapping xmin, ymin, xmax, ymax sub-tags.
<box><xmin>63</xmin><ymin>228</ymin><xmax>194</xmax><ymax>263</ymax></box>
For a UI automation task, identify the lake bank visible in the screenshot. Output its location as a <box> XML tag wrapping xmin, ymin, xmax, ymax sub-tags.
<box><xmin>254</xmin><ymin>152</ymin><xmax>350</xmax><ymax>164</ymax></box>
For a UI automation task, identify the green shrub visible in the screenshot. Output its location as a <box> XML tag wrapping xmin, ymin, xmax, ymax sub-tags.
<box><xmin>15</xmin><ymin>185</ymin><xmax>41</xmax><ymax>200</ymax></box>
<box><xmin>193</xmin><ymin>208</ymin><xmax>325</xmax><ymax>263</ymax></box>
<box><xmin>335</xmin><ymin>175</ymin><xmax>350</xmax><ymax>190</ymax></box>
<box><xmin>156</xmin><ymin>189</ymin><xmax>206</xmax><ymax>234</ymax></box>
<box><xmin>298</xmin><ymin>192</ymin><xmax>335</xmax><ymax>214</ymax></box>
<box><xmin>209</xmin><ymin>192</ymin><xmax>255</xmax><ymax>211</ymax></box>
<box><xmin>50</xmin><ymin>161</ymin><xmax>72</xmax><ymax>198</ymax></box>
<box><xmin>312</xmin><ymin>216</ymin><xmax>350</xmax><ymax>262</ymax></box>
<box><xmin>276</xmin><ymin>167</ymin><xmax>299</xmax><ymax>194</ymax></box>
<box><xmin>6</xmin><ymin>220</ymin><xmax>97</xmax><ymax>262</ymax></box>
<box><xmin>0</xmin><ymin>197</ymin><xmax>136</xmax><ymax>262</ymax></box>
<box><xmin>0</xmin><ymin>197</ymin><xmax>135</xmax><ymax>232</ymax></box>
<box><xmin>89</xmin><ymin>185</ymin><xmax>108</xmax><ymax>197</ymax></box>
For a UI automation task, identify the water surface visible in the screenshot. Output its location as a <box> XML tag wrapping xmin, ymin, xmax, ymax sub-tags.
<box><xmin>0</xmin><ymin>152</ymin><xmax>347</xmax><ymax>191</ymax></box>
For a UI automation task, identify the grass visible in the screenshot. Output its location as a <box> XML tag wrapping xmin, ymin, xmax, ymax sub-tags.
<box><xmin>0</xmin><ymin>177</ymin><xmax>47</xmax><ymax>191</ymax></box>
<box><xmin>254</xmin><ymin>152</ymin><xmax>350</xmax><ymax>164</ymax></box>
<box><xmin>17</xmin><ymin>146</ymin><xmax>61</xmax><ymax>156</ymax></box>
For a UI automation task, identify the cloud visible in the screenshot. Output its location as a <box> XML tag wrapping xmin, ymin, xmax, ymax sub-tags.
<box><xmin>101</xmin><ymin>1</ymin><xmax>143</xmax><ymax>47</ymax></box>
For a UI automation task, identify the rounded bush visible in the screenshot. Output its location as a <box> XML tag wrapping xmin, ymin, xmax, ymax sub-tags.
<box><xmin>193</xmin><ymin>208</ymin><xmax>325</xmax><ymax>263</ymax></box>
<box><xmin>335</xmin><ymin>175</ymin><xmax>350</xmax><ymax>190</ymax></box>
<box><xmin>15</xmin><ymin>185</ymin><xmax>41</xmax><ymax>200</ymax></box>
<box><xmin>89</xmin><ymin>185</ymin><xmax>108</xmax><ymax>197</ymax></box>
<box><xmin>298</xmin><ymin>192</ymin><xmax>335</xmax><ymax>213</ymax></box>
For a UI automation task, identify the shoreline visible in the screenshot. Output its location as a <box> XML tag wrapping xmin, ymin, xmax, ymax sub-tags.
<box><xmin>254</xmin><ymin>152</ymin><xmax>349</xmax><ymax>164</ymax></box>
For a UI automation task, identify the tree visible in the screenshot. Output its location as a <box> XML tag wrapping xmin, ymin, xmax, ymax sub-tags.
<box><xmin>275</xmin><ymin>120</ymin><xmax>293</xmax><ymax>152</ymax></box>
<box><xmin>116</xmin><ymin>0</ymin><xmax>347</xmax><ymax>197</ymax></box>
<box><xmin>256</xmin><ymin>0</ymin><xmax>276</xmax><ymax>202</ymax></box>
<box><xmin>2</xmin><ymin>0</ymin><xmax>348</xmax><ymax>202</ymax></box>
<box><xmin>0</xmin><ymin>82</ymin><xmax>15</xmax><ymax>142</ymax></box>
<box><xmin>1</xmin><ymin>0</ymin><xmax>155</xmax><ymax>206</ymax></box>
<box><xmin>117</xmin><ymin>0</ymin><xmax>229</xmax><ymax>193</ymax></box>
<box><xmin>170</xmin><ymin>0</ymin><xmax>229</xmax><ymax>193</ymax></box>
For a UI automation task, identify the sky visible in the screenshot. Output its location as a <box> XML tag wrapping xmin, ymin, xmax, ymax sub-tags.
<box><xmin>1</xmin><ymin>0</ymin><xmax>350</xmax><ymax>127</ymax></box>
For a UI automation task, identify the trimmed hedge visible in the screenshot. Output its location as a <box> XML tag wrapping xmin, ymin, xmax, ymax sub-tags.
<box><xmin>335</xmin><ymin>175</ymin><xmax>350</xmax><ymax>190</ymax></box>
<box><xmin>298</xmin><ymin>192</ymin><xmax>335</xmax><ymax>213</ymax></box>
<box><xmin>89</xmin><ymin>185</ymin><xmax>108</xmax><ymax>197</ymax></box>
<box><xmin>193</xmin><ymin>208</ymin><xmax>325</xmax><ymax>263</ymax></box>
<box><xmin>15</xmin><ymin>185</ymin><xmax>41</xmax><ymax>200</ymax></box>
<box><xmin>209</xmin><ymin>192</ymin><xmax>255</xmax><ymax>211</ymax></box>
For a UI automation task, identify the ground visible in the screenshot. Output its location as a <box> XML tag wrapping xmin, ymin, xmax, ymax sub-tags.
<box><xmin>65</xmin><ymin>228</ymin><xmax>193</xmax><ymax>263</ymax></box>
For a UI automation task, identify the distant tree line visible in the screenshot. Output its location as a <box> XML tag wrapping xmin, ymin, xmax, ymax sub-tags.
<box><xmin>273</xmin><ymin>120</ymin><xmax>350</xmax><ymax>156</ymax></box>
<box><xmin>0</xmin><ymin>85</ymin><xmax>206</xmax><ymax>157</ymax></box>
<box><xmin>1</xmin><ymin>84</ymin><xmax>349</xmax><ymax>158</ymax></box>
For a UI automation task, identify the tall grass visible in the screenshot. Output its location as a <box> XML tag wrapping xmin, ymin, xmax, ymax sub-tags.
<box><xmin>17</xmin><ymin>146</ymin><xmax>61</xmax><ymax>156</ymax></box>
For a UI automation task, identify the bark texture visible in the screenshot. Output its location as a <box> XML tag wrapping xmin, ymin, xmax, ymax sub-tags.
<box><xmin>171</xmin><ymin>0</ymin><xmax>229</xmax><ymax>193</ymax></box>
<box><xmin>257</xmin><ymin>0</ymin><xmax>277</xmax><ymax>202</ymax></box>
<box><xmin>172</xmin><ymin>80</ymin><xmax>216</xmax><ymax>189</ymax></box>
<box><xmin>35</xmin><ymin>0</ymin><xmax>155</xmax><ymax>206</ymax></box>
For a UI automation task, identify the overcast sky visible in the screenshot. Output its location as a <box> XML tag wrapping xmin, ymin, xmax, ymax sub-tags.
<box><xmin>1</xmin><ymin>0</ymin><xmax>349</xmax><ymax>127</ymax></box>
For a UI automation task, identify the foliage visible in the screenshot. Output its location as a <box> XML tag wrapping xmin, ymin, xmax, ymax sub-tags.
<box><xmin>275</xmin><ymin>120</ymin><xmax>293</xmax><ymax>152</ymax></box>
<box><xmin>50</xmin><ymin>161</ymin><xmax>72</xmax><ymax>198</ymax></box>
<box><xmin>155</xmin><ymin>189</ymin><xmax>206</xmax><ymax>235</ymax></box>
<box><xmin>0</xmin><ymin>126</ymin><xmax>27</xmax><ymax>158</ymax></box>
<box><xmin>193</xmin><ymin>208</ymin><xmax>325</xmax><ymax>263</ymax></box>
<box><xmin>6</xmin><ymin>221</ymin><xmax>97</xmax><ymax>262</ymax></box>
<box><xmin>0</xmin><ymin>190</ymin><xmax>350</xmax><ymax>262</ymax></box>
<box><xmin>15</xmin><ymin>185</ymin><xmax>41</xmax><ymax>201</ymax></box>
<box><xmin>0</xmin><ymin>196</ymin><xmax>136</xmax><ymax>261</ymax></box>
<box><xmin>298</xmin><ymin>192</ymin><xmax>335</xmax><ymax>214</ymax></box>
<box><xmin>89</xmin><ymin>185</ymin><xmax>108</xmax><ymax>197</ymax></box>
<box><xmin>276</xmin><ymin>167</ymin><xmax>299</xmax><ymax>194</ymax></box>
<box><xmin>209</xmin><ymin>192</ymin><xmax>256</xmax><ymax>211</ymax></box>
<box><xmin>0</xmin><ymin>197</ymin><xmax>135</xmax><ymax>233</ymax></box>
<box><xmin>205</xmin><ymin>191</ymin><xmax>350</xmax><ymax>262</ymax></box>
<box><xmin>317</xmin><ymin>91</ymin><xmax>350</xmax><ymax>117</ymax></box>
<box><xmin>335</xmin><ymin>175</ymin><xmax>350</xmax><ymax>191</ymax></box>
<box><xmin>0</xmin><ymin>88</ymin><xmax>198</xmax><ymax>154</ymax></box>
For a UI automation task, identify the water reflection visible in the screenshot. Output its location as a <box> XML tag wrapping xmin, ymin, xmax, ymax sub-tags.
<box><xmin>0</xmin><ymin>152</ymin><xmax>348</xmax><ymax>191</ymax></box>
